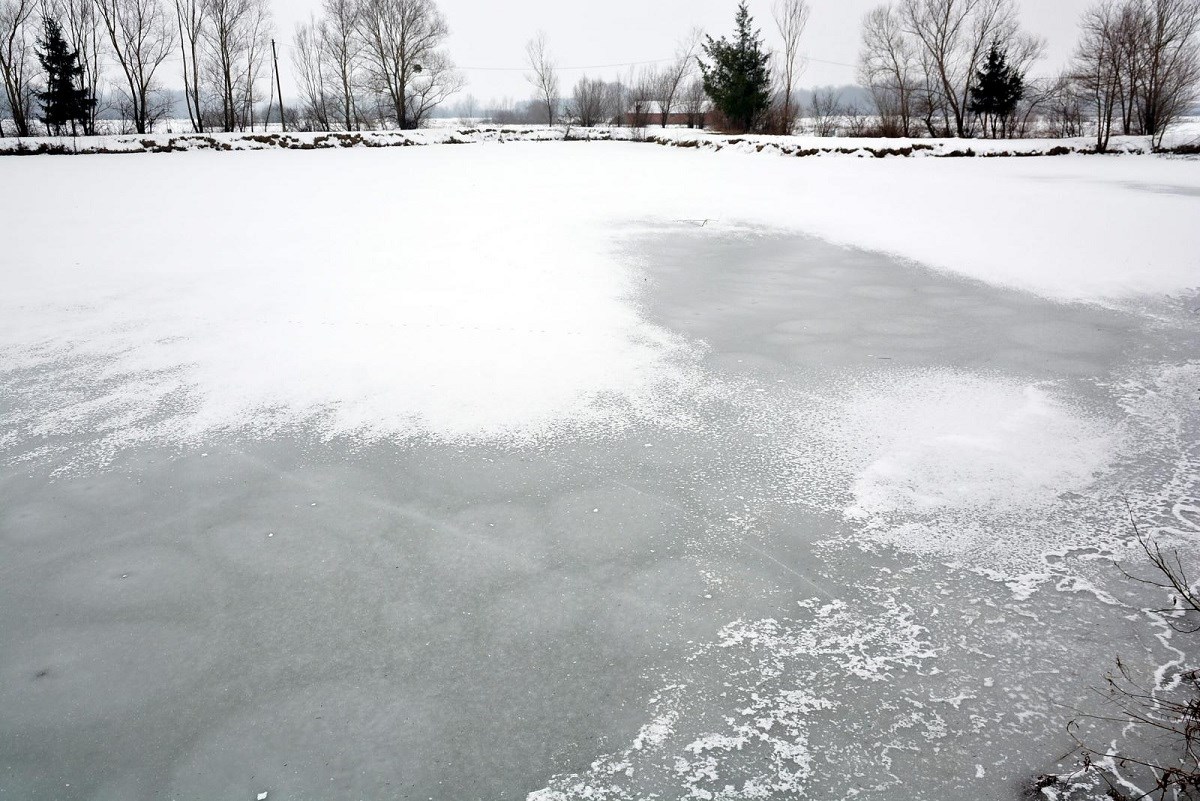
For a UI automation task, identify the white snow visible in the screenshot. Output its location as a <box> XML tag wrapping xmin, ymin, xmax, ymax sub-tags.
<box><xmin>843</xmin><ymin>373</ymin><xmax>1114</xmax><ymax>520</ymax></box>
<box><xmin>1</xmin><ymin>142</ymin><xmax>1198</xmax><ymax>464</ymax></box>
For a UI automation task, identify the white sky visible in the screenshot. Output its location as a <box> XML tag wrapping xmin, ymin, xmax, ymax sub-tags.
<box><xmin>270</xmin><ymin>0</ymin><xmax>1094</xmax><ymax>104</ymax></box>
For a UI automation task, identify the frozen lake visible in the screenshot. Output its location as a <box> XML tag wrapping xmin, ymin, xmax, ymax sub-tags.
<box><xmin>1</xmin><ymin>144</ymin><xmax>1198</xmax><ymax>800</ymax></box>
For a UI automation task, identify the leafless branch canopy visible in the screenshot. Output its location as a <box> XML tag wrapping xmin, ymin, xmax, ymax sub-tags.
<box><xmin>524</xmin><ymin>29</ymin><xmax>558</xmax><ymax>125</ymax></box>
<box><xmin>1072</xmin><ymin>0</ymin><xmax>1200</xmax><ymax>150</ymax></box>
<box><xmin>0</xmin><ymin>0</ymin><xmax>37</xmax><ymax>135</ymax></box>
<box><xmin>773</xmin><ymin>0</ymin><xmax>811</xmax><ymax>133</ymax></box>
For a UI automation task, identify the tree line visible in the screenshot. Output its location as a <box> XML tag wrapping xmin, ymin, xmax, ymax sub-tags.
<box><xmin>512</xmin><ymin>0</ymin><xmax>1199</xmax><ymax>147</ymax></box>
<box><xmin>0</xmin><ymin>0</ymin><xmax>460</xmax><ymax>135</ymax></box>
<box><xmin>858</xmin><ymin>0</ymin><xmax>1200</xmax><ymax>148</ymax></box>
<box><xmin>290</xmin><ymin>0</ymin><xmax>459</xmax><ymax>131</ymax></box>
<box><xmin>505</xmin><ymin>1</ymin><xmax>802</xmax><ymax>136</ymax></box>
<box><xmin>2</xmin><ymin>0</ymin><xmax>1199</xmax><ymax>145</ymax></box>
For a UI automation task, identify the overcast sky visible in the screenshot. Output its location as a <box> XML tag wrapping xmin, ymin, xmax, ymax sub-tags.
<box><xmin>270</xmin><ymin>0</ymin><xmax>1095</xmax><ymax>103</ymax></box>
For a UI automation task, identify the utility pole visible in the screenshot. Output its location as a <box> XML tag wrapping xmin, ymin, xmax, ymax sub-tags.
<box><xmin>272</xmin><ymin>38</ymin><xmax>286</xmax><ymax>133</ymax></box>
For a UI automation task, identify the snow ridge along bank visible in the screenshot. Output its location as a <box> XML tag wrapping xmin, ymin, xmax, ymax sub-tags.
<box><xmin>0</xmin><ymin>125</ymin><xmax>1188</xmax><ymax>157</ymax></box>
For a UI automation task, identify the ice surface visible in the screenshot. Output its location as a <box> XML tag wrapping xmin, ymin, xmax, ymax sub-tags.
<box><xmin>1</xmin><ymin>143</ymin><xmax>1198</xmax><ymax>801</ymax></box>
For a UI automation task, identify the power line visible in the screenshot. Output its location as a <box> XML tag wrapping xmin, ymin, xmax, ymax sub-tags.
<box><xmin>136</xmin><ymin>45</ymin><xmax>857</xmax><ymax>75</ymax></box>
<box><xmin>457</xmin><ymin>57</ymin><xmax>674</xmax><ymax>72</ymax></box>
<box><xmin>269</xmin><ymin>40</ymin><xmax>676</xmax><ymax>72</ymax></box>
<box><xmin>271</xmin><ymin>38</ymin><xmax>856</xmax><ymax>73</ymax></box>
<box><xmin>806</xmin><ymin>56</ymin><xmax>858</xmax><ymax>69</ymax></box>
<box><xmin>457</xmin><ymin>54</ymin><xmax>856</xmax><ymax>73</ymax></box>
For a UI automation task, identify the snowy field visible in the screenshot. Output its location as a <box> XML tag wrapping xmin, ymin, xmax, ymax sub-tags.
<box><xmin>1</xmin><ymin>142</ymin><xmax>1198</xmax><ymax>800</ymax></box>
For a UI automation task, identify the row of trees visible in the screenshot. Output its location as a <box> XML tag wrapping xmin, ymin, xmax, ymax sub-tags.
<box><xmin>516</xmin><ymin>0</ymin><xmax>1196</xmax><ymax>144</ymax></box>
<box><xmin>857</xmin><ymin>0</ymin><xmax>1046</xmax><ymax>139</ymax></box>
<box><xmin>3</xmin><ymin>0</ymin><xmax>1199</xmax><ymax>142</ymax></box>
<box><xmin>514</xmin><ymin>1</ymin><xmax>809</xmax><ymax>135</ymax></box>
<box><xmin>857</xmin><ymin>0</ymin><xmax>1200</xmax><ymax>145</ymax></box>
<box><xmin>562</xmin><ymin>69</ymin><xmax>711</xmax><ymax>129</ymax></box>
<box><xmin>290</xmin><ymin>0</ymin><xmax>460</xmax><ymax>131</ymax></box>
<box><xmin>0</xmin><ymin>0</ymin><xmax>277</xmax><ymax>135</ymax></box>
<box><xmin>1074</xmin><ymin>0</ymin><xmax>1200</xmax><ymax>149</ymax></box>
<box><xmin>520</xmin><ymin>28</ymin><xmax>707</xmax><ymax>129</ymax></box>
<box><xmin>0</xmin><ymin>0</ymin><xmax>461</xmax><ymax>135</ymax></box>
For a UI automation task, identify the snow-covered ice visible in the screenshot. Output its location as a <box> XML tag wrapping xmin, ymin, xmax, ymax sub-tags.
<box><xmin>2</xmin><ymin>144</ymin><xmax>1198</xmax><ymax>465</ymax></box>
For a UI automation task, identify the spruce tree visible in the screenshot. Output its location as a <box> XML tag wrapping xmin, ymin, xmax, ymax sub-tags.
<box><xmin>968</xmin><ymin>41</ymin><xmax>1024</xmax><ymax>139</ymax></box>
<box><xmin>36</xmin><ymin>16</ymin><xmax>94</xmax><ymax>137</ymax></box>
<box><xmin>699</xmin><ymin>2</ymin><xmax>772</xmax><ymax>133</ymax></box>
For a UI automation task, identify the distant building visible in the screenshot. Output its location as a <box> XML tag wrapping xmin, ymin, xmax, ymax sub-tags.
<box><xmin>624</xmin><ymin>100</ymin><xmax>714</xmax><ymax>129</ymax></box>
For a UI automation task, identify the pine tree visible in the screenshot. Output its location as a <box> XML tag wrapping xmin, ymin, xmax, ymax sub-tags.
<box><xmin>36</xmin><ymin>16</ymin><xmax>95</xmax><ymax>137</ymax></box>
<box><xmin>968</xmin><ymin>41</ymin><xmax>1025</xmax><ymax>139</ymax></box>
<box><xmin>699</xmin><ymin>2</ymin><xmax>772</xmax><ymax>133</ymax></box>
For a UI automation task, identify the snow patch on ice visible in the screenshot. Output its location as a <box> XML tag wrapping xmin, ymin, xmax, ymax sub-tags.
<box><xmin>0</xmin><ymin>149</ymin><xmax>713</xmax><ymax>472</ymax></box>
<box><xmin>832</xmin><ymin>362</ymin><xmax>1200</xmax><ymax>599</ymax></box>
<box><xmin>845</xmin><ymin>374</ymin><xmax>1114</xmax><ymax>522</ymax></box>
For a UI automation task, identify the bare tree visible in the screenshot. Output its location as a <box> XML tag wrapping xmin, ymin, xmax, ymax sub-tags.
<box><xmin>358</xmin><ymin>0</ymin><xmax>457</xmax><ymax>129</ymax></box>
<box><xmin>524</xmin><ymin>29</ymin><xmax>558</xmax><ymax>126</ymax></box>
<box><xmin>626</xmin><ymin>65</ymin><xmax>656</xmax><ymax>131</ymax></box>
<box><xmin>484</xmin><ymin>95</ymin><xmax>516</xmax><ymax>124</ymax></box>
<box><xmin>843</xmin><ymin>100</ymin><xmax>874</xmax><ymax>135</ymax></box>
<box><xmin>1118</xmin><ymin>9</ymin><xmax>1141</xmax><ymax>137</ymax></box>
<box><xmin>1009</xmin><ymin>73</ymin><xmax>1072</xmax><ymax>137</ymax></box>
<box><xmin>95</xmin><ymin>0</ymin><xmax>177</xmax><ymax>133</ymax></box>
<box><xmin>566</xmin><ymin>75</ymin><xmax>610</xmax><ymax>127</ymax></box>
<box><xmin>404</xmin><ymin>47</ymin><xmax>461</xmax><ymax>126</ymax></box>
<box><xmin>1075</xmin><ymin>2</ymin><xmax>1118</xmax><ymax>149</ymax></box>
<box><xmin>913</xmin><ymin>41</ymin><xmax>952</xmax><ymax>134</ymax></box>
<box><xmin>1136</xmin><ymin>0</ymin><xmax>1200</xmax><ymax>146</ymax></box>
<box><xmin>320</xmin><ymin>0</ymin><xmax>361</xmax><ymax>130</ymax></box>
<box><xmin>0</xmin><ymin>0</ymin><xmax>36</xmax><ymax>136</ymax></box>
<box><xmin>292</xmin><ymin>15</ymin><xmax>330</xmax><ymax>130</ymax></box>
<box><xmin>810</xmin><ymin>86</ymin><xmax>845</xmax><ymax>135</ymax></box>
<box><xmin>202</xmin><ymin>0</ymin><xmax>263</xmax><ymax>131</ymax></box>
<box><xmin>455</xmin><ymin>92</ymin><xmax>476</xmax><ymax>121</ymax></box>
<box><xmin>773</xmin><ymin>0</ymin><xmax>810</xmax><ymax>134</ymax></box>
<box><xmin>172</xmin><ymin>0</ymin><xmax>205</xmax><ymax>132</ymax></box>
<box><xmin>655</xmin><ymin>27</ymin><xmax>702</xmax><ymax>127</ymax></box>
<box><xmin>859</xmin><ymin>0</ymin><xmax>1045</xmax><ymax>138</ymax></box>
<box><xmin>859</xmin><ymin>4</ymin><xmax>919</xmax><ymax>136</ymax></box>
<box><xmin>984</xmin><ymin>33</ymin><xmax>1049</xmax><ymax>137</ymax></box>
<box><xmin>239</xmin><ymin>0</ymin><xmax>269</xmax><ymax>129</ymax></box>
<box><xmin>606</xmin><ymin>76</ymin><xmax>625</xmax><ymax>126</ymax></box>
<box><xmin>1041</xmin><ymin>71</ymin><xmax>1087</xmax><ymax>137</ymax></box>
<box><xmin>900</xmin><ymin>0</ymin><xmax>1044</xmax><ymax>137</ymax></box>
<box><xmin>681</xmin><ymin>76</ymin><xmax>708</xmax><ymax>128</ymax></box>
<box><xmin>1071</xmin><ymin>0</ymin><xmax>1200</xmax><ymax>149</ymax></box>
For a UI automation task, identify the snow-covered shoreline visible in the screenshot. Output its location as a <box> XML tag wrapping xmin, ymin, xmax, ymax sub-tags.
<box><xmin>0</xmin><ymin>124</ymin><xmax>1192</xmax><ymax>157</ymax></box>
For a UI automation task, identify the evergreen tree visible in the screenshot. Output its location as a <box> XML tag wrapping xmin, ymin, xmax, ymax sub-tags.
<box><xmin>36</xmin><ymin>16</ymin><xmax>94</xmax><ymax>136</ymax></box>
<box><xmin>699</xmin><ymin>2</ymin><xmax>772</xmax><ymax>133</ymax></box>
<box><xmin>968</xmin><ymin>41</ymin><xmax>1025</xmax><ymax>139</ymax></box>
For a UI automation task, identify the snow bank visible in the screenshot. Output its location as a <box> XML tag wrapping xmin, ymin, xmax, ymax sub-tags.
<box><xmin>0</xmin><ymin>127</ymin><xmax>564</xmax><ymax>155</ymax></box>
<box><xmin>0</xmin><ymin>123</ymin><xmax>1187</xmax><ymax>157</ymax></box>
